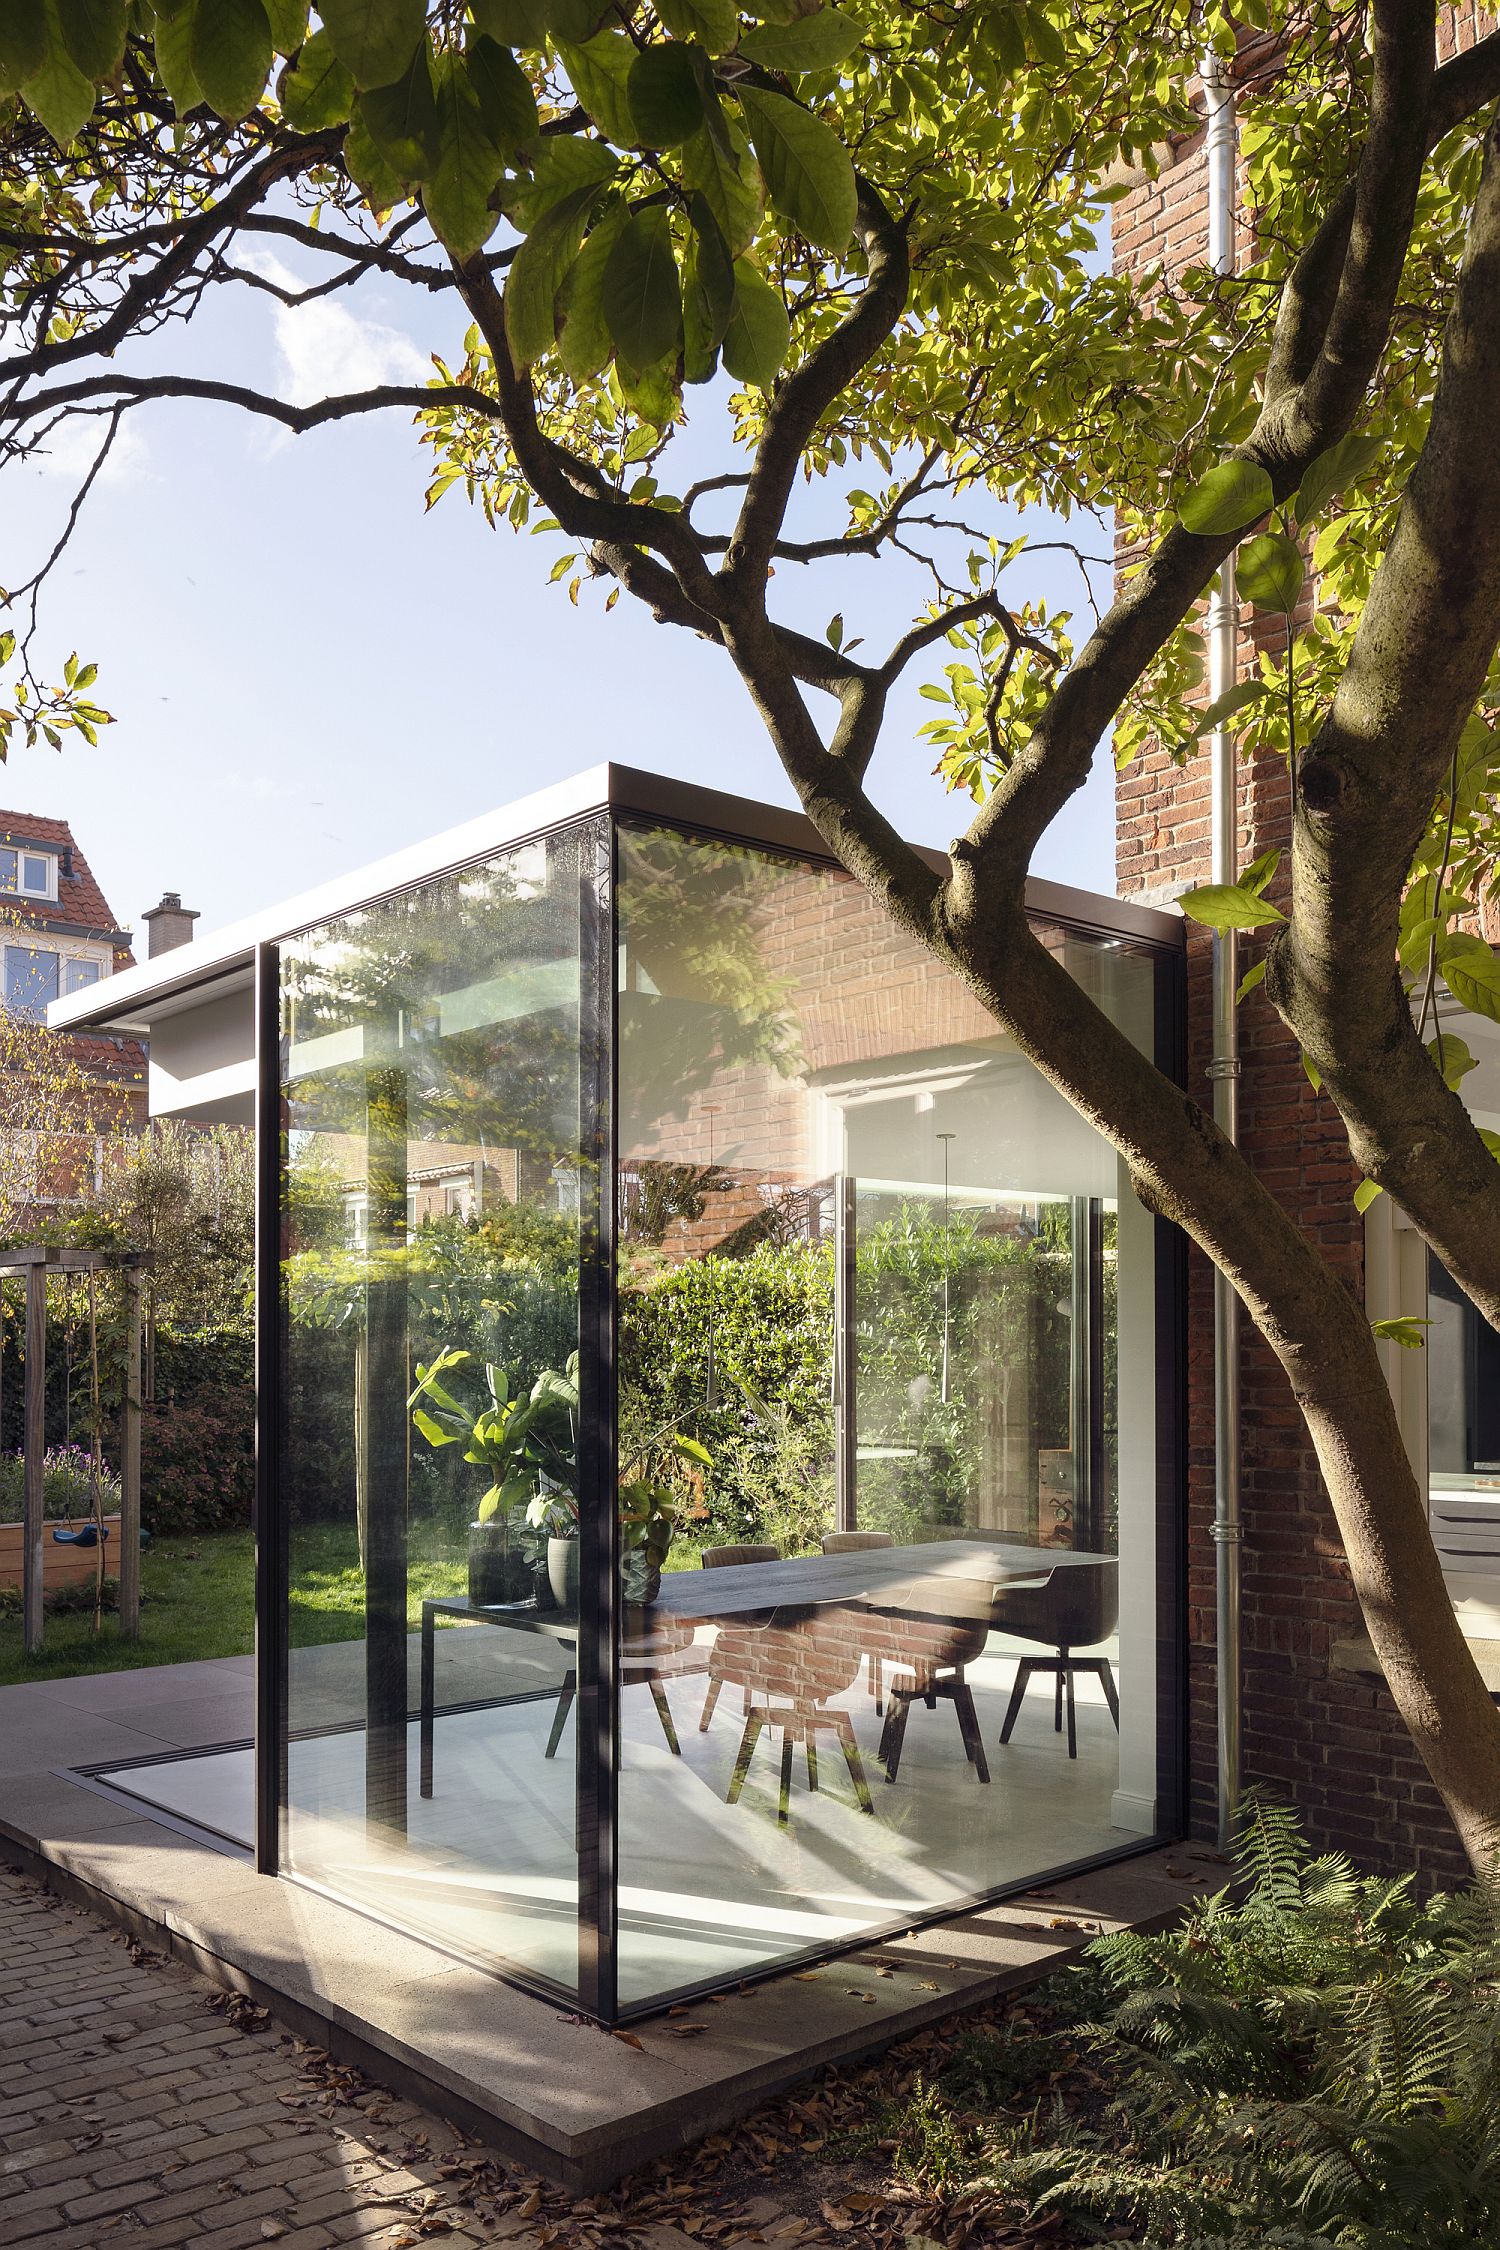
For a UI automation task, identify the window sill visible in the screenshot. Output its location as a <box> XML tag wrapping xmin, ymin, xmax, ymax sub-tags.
<box><xmin>1331</xmin><ymin>1634</ymin><xmax>1500</xmax><ymax>1694</ymax></box>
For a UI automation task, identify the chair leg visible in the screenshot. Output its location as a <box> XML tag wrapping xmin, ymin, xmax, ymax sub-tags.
<box><xmin>1065</xmin><ymin>1659</ymin><xmax>1077</xmax><ymax>1760</ymax></box>
<box><xmin>999</xmin><ymin>1659</ymin><xmax>1035</xmax><ymax>1745</ymax></box>
<box><xmin>545</xmin><ymin>1669</ymin><xmax>576</xmax><ymax>1760</ymax></box>
<box><xmin>650</xmin><ymin>1677</ymin><xmax>680</xmax><ymax>1755</ymax></box>
<box><xmin>698</xmin><ymin>1673</ymin><xmax>722</xmax><ymax>1732</ymax></box>
<box><xmin>727</xmin><ymin>1709</ymin><xmax>763</xmax><ymax>1803</ymax></box>
<box><xmin>833</xmin><ymin>1712</ymin><xmax>874</xmax><ymax>1813</ymax></box>
<box><xmin>871</xmin><ymin>1655</ymin><xmax>883</xmax><ymax>1715</ymax></box>
<box><xmin>882</xmin><ymin>1691</ymin><xmax>912</xmax><ymax>1783</ymax></box>
<box><xmin>778</xmin><ymin>1727</ymin><xmax>795</xmax><ymax>1825</ymax></box>
<box><xmin>954</xmin><ymin>1679</ymin><xmax>990</xmax><ymax>1784</ymax></box>
<box><xmin>1054</xmin><ymin>1659</ymin><xmax>1064</xmax><ymax>1732</ymax></box>
<box><xmin>806</xmin><ymin>1733</ymin><xmax>818</xmax><ymax>1792</ymax></box>
<box><xmin>1098</xmin><ymin>1658</ymin><xmax>1121</xmax><ymax>1728</ymax></box>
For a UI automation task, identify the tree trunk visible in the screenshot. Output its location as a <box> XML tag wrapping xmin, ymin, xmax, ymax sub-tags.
<box><xmin>930</xmin><ymin>897</ymin><xmax>1500</xmax><ymax>1879</ymax></box>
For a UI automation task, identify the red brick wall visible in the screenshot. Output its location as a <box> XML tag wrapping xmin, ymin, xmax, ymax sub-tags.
<box><xmin>1113</xmin><ymin>16</ymin><xmax>1494</xmax><ymax>1886</ymax></box>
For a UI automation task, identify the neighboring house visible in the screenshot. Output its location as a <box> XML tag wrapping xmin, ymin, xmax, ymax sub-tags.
<box><xmin>1112</xmin><ymin>7</ymin><xmax>1496</xmax><ymax>1889</ymax></box>
<box><xmin>0</xmin><ymin>807</ymin><xmax>148</xmax><ymax>1212</ymax></box>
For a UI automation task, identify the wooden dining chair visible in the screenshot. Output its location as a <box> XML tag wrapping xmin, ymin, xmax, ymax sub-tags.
<box><xmin>723</xmin><ymin>1607</ymin><xmax>873</xmax><ymax>1824</ymax></box>
<box><xmin>698</xmin><ymin>1543</ymin><xmax>781</xmax><ymax>1730</ymax></box>
<box><xmin>820</xmin><ymin>1530</ymin><xmax>894</xmax><ymax>1707</ymax></box>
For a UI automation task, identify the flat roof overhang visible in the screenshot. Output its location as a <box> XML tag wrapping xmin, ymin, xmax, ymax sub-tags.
<box><xmin>51</xmin><ymin>761</ymin><xmax>1183</xmax><ymax>1042</ymax></box>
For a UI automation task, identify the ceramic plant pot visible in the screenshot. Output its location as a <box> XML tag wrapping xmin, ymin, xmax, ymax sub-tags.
<box><xmin>548</xmin><ymin>1534</ymin><xmax>581</xmax><ymax>1613</ymax></box>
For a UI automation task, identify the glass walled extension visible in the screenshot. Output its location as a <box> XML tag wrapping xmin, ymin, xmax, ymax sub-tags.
<box><xmin>611</xmin><ymin>824</ymin><xmax>1169</xmax><ymax>2011</ymax></box>
<box><xmin>89</xmin><ymin>790</ymin><xmax>1181</xmax><ymax>2023</ymax></box>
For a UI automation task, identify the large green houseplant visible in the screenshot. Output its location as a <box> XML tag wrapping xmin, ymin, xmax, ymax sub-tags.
<box><xmin>408</xmin><ymin>1349</ymin><xmax>579</xmax><ymax>1606</ymax></box>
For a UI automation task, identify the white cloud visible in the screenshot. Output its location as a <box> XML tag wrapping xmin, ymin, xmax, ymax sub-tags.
<box><xmin>30</xmin><ymin>411</ymin><xmax>149</xmax><ymax>486</ymax></box>
<box><xmin>245</xmin><ymin>248</ymin><xmax>431</xmax><ymax>407</ymax></box>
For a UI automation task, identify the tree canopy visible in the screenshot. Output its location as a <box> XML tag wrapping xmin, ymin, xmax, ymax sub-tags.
<box><xmin>8</xmin><ymin>1</ymin><xmax>1500</xmax><ymax>1871</ymax></box>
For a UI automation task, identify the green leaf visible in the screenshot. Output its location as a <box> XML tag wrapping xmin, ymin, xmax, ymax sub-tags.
<box><xmin>1353</xmin><ymin>1178</ymin><xmax>1383</xmax><ymax>1214</ymax></box>
<box><xmin>423</xmin><ymin>53</ymin><xmax>505</xmax><ymax>259</ymax></box>
<box><xmin>627</xmin><ymin>40</ymin><xmax>704</xmax><ymax>148</ymax></box>
<box><xmin>359</xmin><ymin>39</ymin><xmax>439</xmax><ymax>178</ymax></box>
<box><xmin>602</xmin><ymin>204</ymin><xmax>682</xmax><ymax>373</ymax></box>
<box><xmin>1023</xmin><ymin>0</ymin><xmax>1065</xmax><ymax>64</ymax></box>
<box><xmin>344</xmin><ymin>101</ymin><xmax>407</xmax><ymax>209</ymax></box>
<box><xmin>280</xmin><ymin>27</ymin><xmax>353</xmax><ymax>127</ymax></box>
<box><xmin>190</xmin><ymin>0</ymin><xmax>272</xmax><ymax>120</ymax></box>
<box><xmin>1439</xmin><ymin>932</ymin><xmax>1500</xmax><ymax>1023</ymax></box>
<box><xmin>263</xmin><ymin>0</ymin><xmax>309</xmax><ymax>51</ymax></box>
<box><xmin>1236</xmin><ymin>531</ymin><xmax>1305</xmax><ymax>613</ymax></box>
<box><xmin>412</xmin><ymin>1407</ymin><xmax>457</xmax><ymax>1447</ymax></box>
<box><xmin>680</xmin><ymin>110</ymin><xmax>763</xmax><ymax>255</ymax></box>
<box><xmin>739</xmin><ymin>7</ymin><xmax>863</xmax><ymax>70</ymax></box>
<box><xmin>1178</xmin><ymin>459</ymin><xmax>1274</xmax><ymax>538</ymax></box>
<box><xmin>682</xmin><ymin>191</ymin><xmax>733</xmax><ymax>381</ymax></box>
<box><xmin>557</xmin><ymin>202</ymin><xmax>629</xmax><ymax>379</ymax></box>
<box><xmin>55</xmin><ymin>0</ymin><xmax>127</xmax><ymax>79</ymax></box>
<box><xmin>738</xmin><ymin>84</ymin><xmax>857</xmax><ymax>252</ymax></box>
<box><xmin>0</xmin><ymin>0</ymin><xmax>48</xmax><ymax>92</ymax></box>
<box><xmin>318</xmin><ymin>0</ymin><xmax>425</xmax><ymax>90</ymax></box>
<box><xmin>1178</xmin><ymin>883</ymin><xmax>1286</xmax><ymax>931</ymax></box>
<box><xmin>1372</xmin><ymin>1315</ymin><xmax>1429</xmax><ymax>1349</ymax></box>
<box><xmin>508</xmin><ymin>133</ymin><xmax>616</xmax><ymax>228</ymax></box>
<box><xmin>1294</xmin><ymin>432</ymin><xmax>1383</xmax><ymax>526</ymax></box>
<box><xmin>656</xmin><ymin>0</ymin><xmax>738</xmax><ymax>56</ymax></box>
<box><xmin>549</xmin><ymin>0</ymin><xmax>610</xmax><ymax>35</ymax></box>
<box><xmin>557</xmin><ymin>30</ymin><xmax>638</xmax><ymax>143</ymax></box>
<box><xmin>1190</xmin><ymin>678</ymin><xmax>1272</xmax><ymax>739</ymax></box>
<box><xmin>470</xmin><ymin>0</ymin><xmax>551</xmax><ymax>44</ymax></box>
<box><xmin>1426</xmin><ymin>1030</ymin><xmax>1478</xmax><ymax>1091</ymax></box>
<box><xmin>20</xmin><ymin>24</ymin><xmax>96</xmax><ymax>142</ymax></box>
<box><xmin>467</xmin><ymin>34</ymin><xmax>537</xmax><ymax>159</ymax></box>
<box><xmin>152</xmin><ymin>0</ymin><xmax>204</xmax><ymax>113</ymax></box>
<box><xmin>722</xmin><ymin>256</ymin><xmax>790</xmax><ymax>387</ymax></box>
<box><xmin>505</xmin><ymin>181</ymin><xmax>598</xmax><ymax>365</ymax></box>
<box><xmin>1240</xmin><ymin>847</ymin><xmax>1281</xmax><ymax>899</ymax></box>
<box><xmin>1481</xmin><ymin>1127</ymin><xmax>1500</xmax><ymax>1166</ymax></box>
<box><xmin>1236</xmin><ymin>956</ymin><xmax>1267</xmax><ymax>1002</ymax></box>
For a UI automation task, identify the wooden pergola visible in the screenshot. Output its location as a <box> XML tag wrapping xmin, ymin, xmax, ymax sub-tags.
<box><xmin>2</xmin><ymin>1244</ymin><xmax>146</xmax><ymax>1655</ymax></box>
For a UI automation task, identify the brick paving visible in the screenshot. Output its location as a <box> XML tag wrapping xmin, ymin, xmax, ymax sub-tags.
<box><xmin>0</xmin><ymin>1858</ymin><xmax>587</xmax><ymax>2247</ymax></box>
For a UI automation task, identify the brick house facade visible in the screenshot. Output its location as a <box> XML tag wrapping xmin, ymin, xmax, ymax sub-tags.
<box><xmin>1112</xmin><ymin>11</ymin><xmax>1496</xmax><ymax>1885</ymax></box>
<box><xmin>0</xmin><ymin>807</ymin><xmax>146</xmax><ymax>1211</ymax></box>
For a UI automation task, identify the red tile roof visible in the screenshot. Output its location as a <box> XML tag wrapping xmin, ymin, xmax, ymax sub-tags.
<box><xmin>0</xmin><ymin>807</ymin><xmax>132</xmax><ymax>954</ymax></box>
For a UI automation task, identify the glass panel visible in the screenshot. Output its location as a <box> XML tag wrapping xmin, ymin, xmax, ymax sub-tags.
<box><xmin>280</xmin><ymin>829</ymin><xmax>590</xmax><ymax>2000</ymax></box>
<box><xmin>614</xmin><ymin>824</ymin><xmax>1163</xmax><ymax>2012</ymax></box>
<box><xmin>62</xmin><ymin>957</ymin><xmax>101</xmax><ymax>995</ymax></box>
<box><xmin>0</xmin><ymin>850</ymin><xmax>16</xmax><ymax>891</ymax></box>
<box><xmin>21</xmin><ymin>854</ymin><xmax>51</xmax><ymax>896</ymax></box>
<box><xmin>6</xmin><ymin>944</ymin><xmax>58</xmax><ymax>1017</ymax></box>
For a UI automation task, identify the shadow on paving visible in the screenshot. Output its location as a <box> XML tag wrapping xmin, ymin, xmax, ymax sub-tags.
<box><xmin>0</xmin><ymin>1855</ymin><xmax>1105</xmax><ymax>2250</ymax></box>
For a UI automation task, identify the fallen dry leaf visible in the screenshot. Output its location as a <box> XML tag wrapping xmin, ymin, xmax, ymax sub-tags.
<box><xmin>613</xmin><ymin>2029</ymin><xmax>646</xmax><ymax>2050</ymax></box>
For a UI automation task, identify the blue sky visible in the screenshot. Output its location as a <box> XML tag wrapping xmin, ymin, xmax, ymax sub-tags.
<box><xmin>3</xmin><ymin>260</ymin><xmax>1117</xmax><ymax>946</ymax></box>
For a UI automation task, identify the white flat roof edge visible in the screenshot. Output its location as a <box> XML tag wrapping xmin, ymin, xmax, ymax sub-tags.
<box><xmin>51</xmin><ymin>761</ymin><xmax>1182</xmax><ymax>1037</ymax></box>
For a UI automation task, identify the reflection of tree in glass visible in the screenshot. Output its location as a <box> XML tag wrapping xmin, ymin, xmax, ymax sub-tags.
<box><xmin>618</xmin><ymin>827</ymin><xmax>802</xmax><ymax>1134</ymax></box>
<box><xmin>619</xmin><ymin>1159</ymin><xmax>736</xmax><ymax>1247</ymax></box>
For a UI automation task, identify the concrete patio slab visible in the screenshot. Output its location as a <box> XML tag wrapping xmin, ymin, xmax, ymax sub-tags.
<box><xmin>0</xmin><ymin>1654</ymin><xmax>1193</xmax><ymax>2192</ymax></box>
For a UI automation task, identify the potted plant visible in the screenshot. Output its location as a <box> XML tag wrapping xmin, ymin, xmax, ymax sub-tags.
<box><xmin>618</xmin><ymin>1424</ymin><xmax>712</xmax><ymax>1605</ymax></box>
<box><xmin>525</xmin><ymin>1483</ymin><xmax>581</xmax><ymax>1611</ymax></box>
<box><xmin>408</xmin><ymin>1348</ymin><xmax>579</xmax><ymax>1607</ymax></box>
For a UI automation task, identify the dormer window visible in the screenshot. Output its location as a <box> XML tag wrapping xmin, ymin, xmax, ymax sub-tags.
<box><xmin>0</xmin><ymin>847</ymin><xmax>57</xmax><ymax>900</ymax></box>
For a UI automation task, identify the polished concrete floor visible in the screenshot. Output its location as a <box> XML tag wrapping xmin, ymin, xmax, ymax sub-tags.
<box><xmin>96</xmin><ymin>1629</ymin><xmax>1131</xmax><ymax>2010</ymax></box>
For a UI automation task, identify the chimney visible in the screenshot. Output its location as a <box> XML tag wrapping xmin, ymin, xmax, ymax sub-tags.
<box><xmin>142</xmin><ymin>891</ymin><xmax>200</xmax><ymax>957</ymax></box>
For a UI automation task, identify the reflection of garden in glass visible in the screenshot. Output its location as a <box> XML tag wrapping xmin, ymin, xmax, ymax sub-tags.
<box><xmin>612</xmin><ymin>819</ymin><xmax>1157</xmax><ymax>2010</ymax></box>
<box><xmin>278</xmin><ymin>833</ymin><xmax>589</xmax><ymax>1999</ymax></box>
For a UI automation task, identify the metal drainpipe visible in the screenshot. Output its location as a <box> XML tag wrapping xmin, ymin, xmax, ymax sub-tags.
<box><xmin>1203</xmin><ymin>44</ymin><xmax>1243</xmax><ymax>1853</ymax></box>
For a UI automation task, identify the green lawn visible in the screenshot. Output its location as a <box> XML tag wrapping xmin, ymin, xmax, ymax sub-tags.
<box><xmin>0</xmin><ymin>1522</ymin><xmax>712</xmax><ymax>1689</ymax></box>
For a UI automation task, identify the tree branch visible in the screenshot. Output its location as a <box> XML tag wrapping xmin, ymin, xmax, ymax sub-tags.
<box><xmin>722</xmin><ymin>176</ymin><xmax>911</xmax><ymax>590</ymax></box>
<box><xmin>0</xmin><ymin>373</ymin><xmax>492</xmax><ymax>441</ymax></box>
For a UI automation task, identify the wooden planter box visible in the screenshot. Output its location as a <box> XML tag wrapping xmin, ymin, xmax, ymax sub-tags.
<box><xmin>0</xmin><ymin>1516</ymin><xmax>121</xmax><ymax>1593</ymax></box>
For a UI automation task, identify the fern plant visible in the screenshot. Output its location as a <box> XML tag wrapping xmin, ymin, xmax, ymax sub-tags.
<box><xmin>991</xmin><ymin>1794</ymin><xmax>1500</xmax><ymax>2248</ymax></box>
